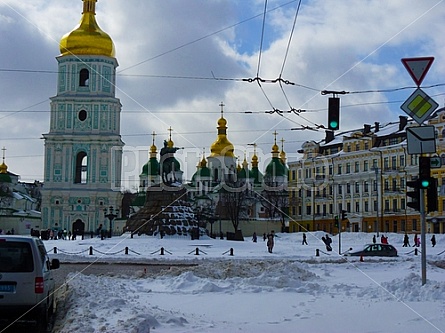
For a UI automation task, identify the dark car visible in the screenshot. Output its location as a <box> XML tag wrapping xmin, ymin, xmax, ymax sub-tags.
<box><xmin>345</xmin><ymin>243</ymin><xmax>398</xmax><ymax>257</ymax></box>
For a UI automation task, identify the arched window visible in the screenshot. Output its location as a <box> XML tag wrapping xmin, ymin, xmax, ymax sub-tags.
<box><xmin>79</xmin><ymin>68</ymin><xmax>89</xmax><ymax>87</ymax></box>
<box><xmin>74</xmin><ymin>152</ymin><xmax>88</xmax><ymax>184</ymax></box>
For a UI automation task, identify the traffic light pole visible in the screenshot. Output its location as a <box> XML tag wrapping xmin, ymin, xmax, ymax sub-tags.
<box><xmin>420</xmin><ymin>188</ymin><xmax>427</xmax><ymax>286</ymax></box>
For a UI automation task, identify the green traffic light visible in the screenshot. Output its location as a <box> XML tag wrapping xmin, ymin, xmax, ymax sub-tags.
<box><xmin>329</xmin><ymin>121</ymin><xmax>338</xmax><ymax>129</ymax></box>
<box><xmin>420</xmin><ymin>179</ymin><xmax>430</xmax><ymax>188</ymax></box>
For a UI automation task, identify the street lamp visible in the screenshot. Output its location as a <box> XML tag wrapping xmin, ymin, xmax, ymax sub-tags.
<box><xmin>104</xmin><ymin>206</ymin><xmax>119</xmax><ymax>238</ymax></box>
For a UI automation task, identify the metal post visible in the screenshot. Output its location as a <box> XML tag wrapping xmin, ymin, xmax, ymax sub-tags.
<box><xmin>375</xmin><ymin>167</ymin><xmax>380</xmax><ymax>237</ymax></box>
<box><xmin>420</xmin><ymin>188</ymin><xmax>427</xmax><ymax>285</ymax></box>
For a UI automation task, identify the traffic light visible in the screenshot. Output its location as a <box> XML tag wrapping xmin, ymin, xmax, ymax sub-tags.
<box><xmin>419</xmin><ymin>156</ymin><xmax>431</xmax><ymax>189</ymax></box>
<box><xmin>334</xmin><ymin>215</ymin><xmax>339</xmax><ymax>228</ymax></box>
<box><xmin>328</xmin><ymin>97</ymin><xmax>340</xmax><ymax>130</ymax></box>
<box><xmin>341</xmin><ymin>210</ymin><xmax>347</xmax><ymax>220</ymax></box>
<box><xmin>427</xmin><ymin>177</ymin><xmax>438</xmax><ymax>213</ymax></box>
<box><xmin>406</xmin><ymin>179</ymin><xmax>420</xmax><ymax>211</ymax></box>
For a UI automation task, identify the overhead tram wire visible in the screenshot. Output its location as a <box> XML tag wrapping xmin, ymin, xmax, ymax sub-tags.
<box><xmin>118</xmin><ymin>0</ymin><xmax>301</xmax><ymax>74</ymax></box>
<box><xmin>278</xmin><ymin>0</ymin><xmax>302</xmax><ymax>111</ymax></box>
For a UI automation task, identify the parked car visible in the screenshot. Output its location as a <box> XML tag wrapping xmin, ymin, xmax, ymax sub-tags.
<box><xmin>345</xmin><ymin>243</ymin><xmax>398</xmax><ymax>257</ymax></box>
<box><xmin>0</xmin><ymin>235</ymin><xmax>60</xmax><ymax>331</ymax></box>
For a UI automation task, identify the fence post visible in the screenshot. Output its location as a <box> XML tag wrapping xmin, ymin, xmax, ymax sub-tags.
<box><xmin>316</xmin><ymin>249</ymin><xmax>320</xmax><ymax>257</ymax></box>
<box><xmin>415</xmin><ymin>248</ymin><xmax>418</xmax><ymax>255</ymax></box>
<box><xmin>89</xmin><ymin>246</ymin><xmax>93</xmax><ymax>255</ymax></box>
<box><xmin>125</xmin><ymin>247</ymin><xmax>129</xmax><ymax>255</ymax></box>
<box><xmin>160</xmin><ymin>247</ymin><xmax>165</xmax><ymax>255</ymax></box>
<box><xmin>230</xmin><ymin>248</ymin><xmax>234</xmax><ymax>256</ymax></box>
<box><xmin>53</xmin><ymin>247</ymin><xmax>57</xmax><ymax>254</ymax></box>
<box><xmin>195</xmin><ymin>247</ymin><xmax>199</xmax><ymax>255</ymax></box>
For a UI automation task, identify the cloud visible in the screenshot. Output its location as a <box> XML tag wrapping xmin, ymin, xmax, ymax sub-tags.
<box><xmin>0</xmin><ymin>0</ymin><xmax>444</xmax><ymax>184</ymax></box>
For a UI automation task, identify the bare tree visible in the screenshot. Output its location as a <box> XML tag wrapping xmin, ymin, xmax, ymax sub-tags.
<box><xmin>259</xmin><ymin>176</ymin><xmax>289</xmax><ymax>232</ymax></box>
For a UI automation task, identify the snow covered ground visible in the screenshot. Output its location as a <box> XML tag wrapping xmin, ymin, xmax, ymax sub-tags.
<box><xmin>44</xmin><ymin>232</ymin><xmax>445</xmax><ymax>333</ymax></box>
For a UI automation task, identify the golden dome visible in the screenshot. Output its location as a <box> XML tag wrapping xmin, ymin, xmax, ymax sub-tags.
<box><xmin>59</xmin><ymin>0</ymin><xmax>115</xmax><ymax>57</ymax></box>
<box><xmin>0</xmin><ymin>162</ymin><xmax>7</xmax><ymax>174</ymax></box>
<box><xmin>210</xmin><ymin>114</ymin><xmax>235</xmax><ymax>158</ymax></box>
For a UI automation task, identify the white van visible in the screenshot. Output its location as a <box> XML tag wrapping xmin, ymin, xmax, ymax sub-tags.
<box><xmin>0</xmin><ymin>235</ymin><xmax>60</xmax><ymax>331</ymax></box>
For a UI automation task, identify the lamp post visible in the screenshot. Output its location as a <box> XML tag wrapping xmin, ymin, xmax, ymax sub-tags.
<box><xmin>104</xmin><ymin>206</ymin><xmax>118</xmax><ymax>238</ymax></box>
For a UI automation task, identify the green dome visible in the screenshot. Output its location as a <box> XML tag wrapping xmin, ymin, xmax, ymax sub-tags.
<box><xmin>265</xmin><ymin>157</ymin><xmax>286</xmax><ymax>178</ymax></box>
<box><xmin>141</xmin><ymin>157</ymin><xmax>159</xmax><ymax>176</ymax></box>
<box><xmin>251</xmin><ymin>167</ymin><xmax>263</xmax><ymax>184</ymax></box>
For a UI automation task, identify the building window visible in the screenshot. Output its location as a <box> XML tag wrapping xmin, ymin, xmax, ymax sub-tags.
<box><xmin>346</xmin><ymin>163</ymin><xmax>351</xmax><ymax>174</ymax></box>
<box><xmin>329</xmin><ymin>165</ymin><xmax>333</xmax><ymax>175</ymax></box>
<box><xmin>74</xmin><ymin>151</ymin><xmax>88</xmax><ymax>184</ymax></box>
<box><xmin>400</xmin><ymin>155</ymin><xmax>405</xmax><ymax>167</ymax></box>
<box><xmin>391</xmin><ymin>156</ymin><xmax>397</xmax><ymax>170</ymax></box>
<box><xmin>393</xmin><ymin>198</ymin><xmax>398</xmax><ymax>212</ymax></box>
<box><xmin>364</xmin><ymin>160</ymin><xmax>368</xmax><ymax>172</ymax></box>
<box><xmin>364</xmin><ymin>181</ymin><xmax>369</xmax><ymax>193</ymax></box>
<box><xmin>306</xmin><ymin>206</ymin><xmax>311</xmax><ymax>215</ymax></box>
<box><xmin>78</xmin><ymin>109</ymin><xmax>87</xmax><ymax>122</ymax></box>
<box><xmin>413</xmin><ymin>219</ymin><xmax>418</xmax><ymax>231</ymax></box>
<box><xmin>355</xmin><ymin>143</ymin><xmax>360</xmax><ymax>151</ymax></box>
<box><xmin>346</xmin><ymin>183</ymin><xmax>351</xmax><ymax>194</ymax></box>
<box><xmin>355</xmin><ymin>201</ymin><xmax>360</xmax><ymax>212</ymax></box>
<box><xmin>337</xmin><ymin>164</ymin><xmax>342</xmax><ymax>175</ymax></box>
<box><xmin>338</xmin><ymin>185</ymin><xmax>342</xmax><ymax>195</ymax></box>
<box><xmin>79</xmin><ymin>68</ymin><xmax>89</xmax><ymax>86</ymax></box>
<box><xmin>384</xmin><ymin>157</ymin><xmax>389</xmax><ymax>170</ymax></box>
<box><xmin>364</xmin><ymin>142</ymin><xmax>369</xmax><ymax>150</ymax></box>
<box><xmin>355</xmin><ymin>182</ymin><xmax>360</xmax><ymax>193</ymax></box>
<box><xmin>372</xmin><ymin>159</ymin><xmax>378</xmax><ymax>169</ymax></box>
<box><xmin>364</xmin><ymin>201</ymin><xmax>369</xmax><ymax>212</ymax></box>
<box><xmin>401</xmin><ymin>198</ymin><xmax>405</xmax><ymax>210</ymax></box>
<box><xmin>374</xmin><ymin>200</ymin><xmax>378</xmax><ymax>211</ymax></box>
<box><xmin>291</xmin><ymin>170</ymin><xmax>296</xmax><ymax>180</ymax></box>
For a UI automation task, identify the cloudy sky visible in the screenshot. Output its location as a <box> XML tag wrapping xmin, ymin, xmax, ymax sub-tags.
<box><xmin>0</xmin><ymin>0</ymin><xmax>444</xmax><ymax>188</ymax></box>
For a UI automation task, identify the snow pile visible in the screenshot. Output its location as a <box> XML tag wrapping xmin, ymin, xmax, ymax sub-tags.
<box><xmin>48</xmin><ymin>232</ymin><xmax>445</xmax><ymax>333</ymax></box>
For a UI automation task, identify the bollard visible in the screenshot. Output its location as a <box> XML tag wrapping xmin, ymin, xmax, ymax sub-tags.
<box><xmin>89</xmin><ymin>246</ymin><xmax>93</xmax><ymax>255</ymax></box>
<box><xmin>195</xmin><ymin>247</ymin><xmax>199</xmax><ymax>255</ymax></box>
<box><xmin>230</xmin><ymin>248</ymin><xmax>234</xmax><ymax>256</ymax></box>
<box><xmin>316</xmin><ymin>249</ymin><xmax>320</xmax><ymax>257</ymax></box>
<box><xmin>53</xmin><ymin>247</ymin><xmax>57</xmax><ymax>254</ymax></box>
<box><xmin>415</xmin><ymin>248</ymin><xmax>418</xmax><ymax>255</ymax></box>
<box><xmin>131</xmin><ymin>233</ymin><xmax>134</xmax><ymax>239</ymax></box>
<box><xmin>160</xmin><ymin>247</ymin><xmax>165</xmax><ymax>255</ymax></box>
<box><xmin>125</xmin><ymin>247</ymin><xmax>129</xmax><ymax>255</ymax></box>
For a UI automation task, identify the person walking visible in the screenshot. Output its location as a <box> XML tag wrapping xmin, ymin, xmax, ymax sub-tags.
<box><xmin>414</xmin><ymin>234</ymin><xmax>420</xmax><ymax>247</ymax></box>
<box><xmin>402</xmin><ymin>233</ymin><xmax>410</xmax><ymax>247</ymax></box>
<box><xmin>267</xmin><ymin>232</ymin><xmax>275</xmax><ymax>253</ymax></box>
<box><xmin>302</xmin><ymin>233</ymin><xmax>308</xmax><ymax>245</ymax></box>
<box><xmin>252</xmin><ymin>232</ymin><xmax>257</xmax><ymax>243</ymax></box>
<box><xmin>431</xmin><ymin>234</ymin><xmax>436</xmax><ymax>247</ymax></box>
<box><xmin>372</xmin><ymin>235</ymin><xmax>376</xmax><ymax>244</ymax></box>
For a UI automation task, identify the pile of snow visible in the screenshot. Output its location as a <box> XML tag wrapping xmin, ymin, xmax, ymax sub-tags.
<box><xmin>46</xmin><ymin>232</ymin><xmax>445</xmax><ymax>333</ymax></box>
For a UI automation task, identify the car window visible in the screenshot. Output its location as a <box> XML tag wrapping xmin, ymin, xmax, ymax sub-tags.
<box><xmin>0</xmin><ymin>241</ymin><xmax>34</xmax><ymax>273</ymax></box>
<box><xmin>37</xmin><ymin>243</ymin><xmax>50</xmax><ymax>272</ymax></box>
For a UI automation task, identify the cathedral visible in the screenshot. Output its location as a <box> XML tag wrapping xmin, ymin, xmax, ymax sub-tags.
<box><xmin>2</xmin><ymin>0</ymin><xmax>288</xmax><ymax>237</ymax></box>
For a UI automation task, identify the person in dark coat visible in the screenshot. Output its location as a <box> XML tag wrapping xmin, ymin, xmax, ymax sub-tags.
<box><xmin>267</xmin><ymin>233</ymin><xmax>275</xmax><ymax>253</ymax></box>
<box><xmin>431</xmin><ymin>234</ymin><xmax>436</xmax><ymax>247</ymax></box>
<box><xmin>302</xmin><ymin>233</ymin><xmax>308</xmax><ymax>245</ymax></box>
<box><xmin>252</xmin><ymin>232</ymin><xmax>257</xmax><ymax>243</ymax></box>
<box><xmin>372</xmin><ymin>235</ymin><xmax>376</xmax><ymax>244</ymax></box>
<box><xmin>402</xmin><ymin>233</ymin><xmax>410</xmax><ymax>247</ymax></box>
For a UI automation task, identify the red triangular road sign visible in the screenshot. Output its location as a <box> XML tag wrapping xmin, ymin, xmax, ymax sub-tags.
<box><xmin>401</xmin><ymin>57</ymin><xmax>434</xmax><ymax>86</ymax></box>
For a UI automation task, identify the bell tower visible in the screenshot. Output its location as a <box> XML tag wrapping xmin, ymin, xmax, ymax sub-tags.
<box><xmin>41</xmin><ymin>0</ymin><xmax>124</xmax><ymax>235</ymax></box>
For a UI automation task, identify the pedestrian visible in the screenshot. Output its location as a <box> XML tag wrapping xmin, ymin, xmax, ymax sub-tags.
<box><xmin>266</xmin><ymin>232</ymin><xmax>275</xmax><ymax>253</ymax></box>
<box><xmin>322</xmin><ymin>234</ymin><xmax>332</xmax><ymax>251</ymax></box>
<box><xmin>402</xmin><ymin>233</ymin><xmax>410</xmax><ymax>247</ymax></box>
<box><xmin>252</xmin><ymin>232</ymin><xmax>257</xmax><ymax>243</ymax></box>
<box><xmin>414</xmin><ymin>233</ymin><xmax>420</xmax><ymax>247</ymax></box>
<box><xmin>431</xmin><ymin>234</ymin><xmax>436</xmax><ymax>247</ymax></box>
<box><xmin>263</xmin><ymin>233</ymin><xmax>267</xmax><ymax>241</ymax></box>
<box><xmin>372</xmin><ymin>235</ymin><xmax>376</xmax><ymax>244</ymax></box>
<box><xmin>381</xmin><ymin>235</ymin><xmax>388</xmax><ymax>244</ymax></box>
<box><xmin>302</xmin><ymin>233</ymin><xmax>308</xmax><ymax>245</ymax></box>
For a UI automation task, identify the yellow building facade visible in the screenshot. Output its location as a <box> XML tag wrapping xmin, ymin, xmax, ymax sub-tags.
<box><xmin>288</xmin><ymin>113</ymin><xmax>445</xmax><ymax>235</ymax></box>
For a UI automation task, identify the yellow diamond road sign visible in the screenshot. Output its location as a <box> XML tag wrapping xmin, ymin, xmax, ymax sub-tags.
<box><xmin>401</xmin><ymin>88</ymin><xmax>438</xmax><ymax>125</ymax></box>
